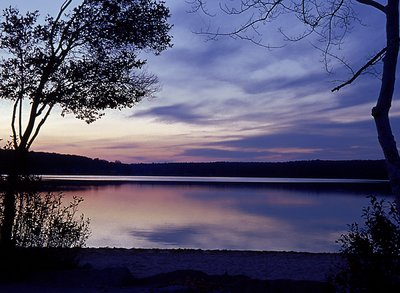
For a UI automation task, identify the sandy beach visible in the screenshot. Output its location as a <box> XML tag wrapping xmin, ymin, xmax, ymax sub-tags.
<box><xmin>79</xmin><ymin>248</ymin><xmax>345</xmax><ymax>281</ymax></box>
<box><xmin>0</xmin><ymin>248</ymin><xmax>345</xmax><ymax>292</ymax></box>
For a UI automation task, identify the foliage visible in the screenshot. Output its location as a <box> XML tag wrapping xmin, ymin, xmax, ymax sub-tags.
<box><xmin>1</xmin><ymin>190</ymin><xmax>90</xmax><ymax>248</ymax></box>
<box><xmin>14</xmin><ymin>192</ymin><xmax>90</xmax><ymax>248</ymax></box>
<box><xmin>335</xmin><ymin>196</ymin><xmax>400</xmax><ymax>292</ymax></box>
<box><xmin>0</xmin><ymin>0</ymin><xmax>172</xmax><ymax>151</ymax></box>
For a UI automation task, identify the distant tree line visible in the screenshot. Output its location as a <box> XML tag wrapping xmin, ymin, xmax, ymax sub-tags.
<box><xmin>0</xmin><ymin>150</ymin><xmax>388</xmax><ymax>179</ymax></box>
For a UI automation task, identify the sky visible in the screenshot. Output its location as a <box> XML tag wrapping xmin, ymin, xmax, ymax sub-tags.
<box><xmin>0</xmin><ymin>0</ymin><xmax>398</xmax><ymax>163</ymax></box>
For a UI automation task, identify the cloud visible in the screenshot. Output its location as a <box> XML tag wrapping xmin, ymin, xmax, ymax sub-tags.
<box><xmin>175</xmin><ymin>117</ymin><xmax>383</xmax><ymax>161</ymax></box>
<box><xmin>133</xmin><ymin>103</ymin><xmax>208</xmax><ymax>124</ymax></box>
<box><xmin>97</xmin><ymin>143</ymin><xmax>139</xmax><ymax>150</ymax></box>
<box><xmin>181</xmin><ymin>148</ymin><xmax>272</xmax><ymax>160</ymax></box>
<box><xmin>178</xmin><ymin>146</ymin><xmax>368</xmax><ymax>161</ymax></box>
<box><xmin>241</xmin><ymin>71</ymin><xmax>330</xmax><ymax>95</ymax></box>
<box><xmin>208</xmin><ymin>114</ymin><xmax>383</xmax><ymax>149</ymax></box>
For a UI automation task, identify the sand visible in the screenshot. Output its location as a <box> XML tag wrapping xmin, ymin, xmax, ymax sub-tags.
<box><xmin>79</xmin><ymin>248</ymin><xmax>345</xmax><ymax>281</ymax></box>
<box><xmin>0</xmin><ymin>248</ymin><xmax>346</xmax><ymax>292</ymax></box>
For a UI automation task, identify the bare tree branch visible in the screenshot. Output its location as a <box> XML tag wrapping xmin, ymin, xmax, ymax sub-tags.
<box><xmin>18</xmin><ymin>96</ymin><xmax>23</xmax><ymax>139</ymax></box>
<box><xmin>191</xmin><ymin>0</ymin><xmax>357</xmax><ymax>64</ymax></box>
<box><xmin>27</xmin><ymin>104</ymin><xmax>54</xmax><ymax>150</ymax></box>
<box><xmin>11</xmin><ymin>99</ymin><xmax>19</xmax><ymax>149</ymax></box>
<box><xmin>193</xmin><ymin>0</ymin><xmax>287</xmax><ymax>49</ymax></box>
<box><xmin>186</xmin><ymin>0</ymin><xmax>216</xmax><ymax>16</ymax></box>
<box><xmin>310</xmin><ymin>41</ymin><xmax>355</xmax><ymax>75</ymax></box>
<box><xmin>50</xmin><ymin>0</ymin><xmax>73</xmax><ymax>54</ymax></box>
<box><xmin>356</xmin><ymin>0</ymin><xmax>386</xmax><ymax>13</ymax></box>
<box><xmin>332</xmin><ymin>47</ymin><xmax>387</xmax><ymax>92</ymax></box>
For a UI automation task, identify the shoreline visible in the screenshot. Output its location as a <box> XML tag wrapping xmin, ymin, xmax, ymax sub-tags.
<box><xmin>1</xmin><ymin>248</ymin><xmax>346</xmax><ymax>292</ymax></box>
<box><xmin>78</xmin><ymin>248</ymin><xmax>345</xmax><ymax>282</ymax></box>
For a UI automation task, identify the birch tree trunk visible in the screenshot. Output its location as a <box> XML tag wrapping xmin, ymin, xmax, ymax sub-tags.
<box><xmin>371</xmin><ymin>0</ymin><xmax>400</xmax><ymax>196</ymax></box>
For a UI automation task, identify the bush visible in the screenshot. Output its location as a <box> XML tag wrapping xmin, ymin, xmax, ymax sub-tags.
<box><xmin>12</xmin><ymin>192</ymin><xmax>90</xmax><ymax>248</ymax></box>
<box><xmin>0</xmin><ymin>189</ymin><xmax>90</xmax><ymax>280</ymax></box>
<box><xmin>335</xmin><ymin>196</ymin><xmax>400</xmax><ymax>292</ymax></box>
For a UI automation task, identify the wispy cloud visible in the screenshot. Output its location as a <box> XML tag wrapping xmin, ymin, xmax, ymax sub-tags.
<box><xmin>133</xmin><ymin>103</ymin><xmax>208</xmax><ymax>124</ymax></box>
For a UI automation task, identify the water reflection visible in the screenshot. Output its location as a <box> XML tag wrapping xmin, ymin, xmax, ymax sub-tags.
<box><xmin>60</xmin><ymin>181</ymin><xmax>392</xmax><ymax>252</ymax></box>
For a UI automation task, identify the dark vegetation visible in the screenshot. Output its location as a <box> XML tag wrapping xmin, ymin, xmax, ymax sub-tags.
<box><xmin>334</xmin><ymin>196</ymin><xmax>400</xmax><ymax>292</ymax></box>
<box><xmin>0</xmin><ymin>247</ymin><xmax>81</xmax><ymax>282</ymax></box>
<box><xmin>0</xmin><ymin>175</ymin><xmax>90</xmax><ymax>279</ymax></box>
<box><xmin>0</xmin><ymin>174</ymin><xmax>90</xmax><ymax>248</ymax></box>
<box><xmin>9</xmin><ymin>191</ymin><xmax>90</xmax><ymax>248</ymax></box>
<box><xmin>0</xmin><ymin>149</ymin><xmax>387</xmax><ymax>179</ymax></box>
<box><xmin>0</xmin><ymin>190</ymin><xmax>90</xmax><ymax>283</ymax></box>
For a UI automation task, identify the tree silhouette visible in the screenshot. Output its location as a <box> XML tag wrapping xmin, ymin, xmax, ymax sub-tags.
<box><xmin>0</xmin><ymin>0</ymin><xmax>172</xmax><ymax>248</ymax></box>
<box><xmin>0</xmin><ymin>0</ymin><xmax>172</xmax><ymax>153</ymax></box>
<box><xmin>189</xmin><ymin>0</ymin><xmax>400</xmax><ymax>195</ymax></box>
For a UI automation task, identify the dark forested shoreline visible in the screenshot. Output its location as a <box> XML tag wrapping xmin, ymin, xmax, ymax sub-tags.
<box><xmin>0</xmin><ymin>149</ymin><xmax>387</xmax><ymax>179</ymax></box>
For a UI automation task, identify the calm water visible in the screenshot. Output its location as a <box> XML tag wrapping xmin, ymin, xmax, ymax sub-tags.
<box><xmin>46</xmin><ymin>176</ymin><xmax>392</xmax><ymax>252</ymax></box>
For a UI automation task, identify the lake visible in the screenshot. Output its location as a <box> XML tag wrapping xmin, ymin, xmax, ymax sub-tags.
<box><xmin>45</xmin><ymin>176</ymin><xmax>392</xmax><ymax>252</ymax></box>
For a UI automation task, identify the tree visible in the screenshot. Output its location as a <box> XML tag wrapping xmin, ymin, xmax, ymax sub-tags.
<box><xmin>189</xmin><ymin>0</ymin><xmax>400</xmax><ymax>195</ymax></box>
<box><xmin>0</xmin><ymin>0</ymin><xmax>172</xmax><ymax>248</ymax></box>
<box><xmin>0</xmin><ymin>0</ymin><xmax>172</xmax><ymax>154</ymax></box>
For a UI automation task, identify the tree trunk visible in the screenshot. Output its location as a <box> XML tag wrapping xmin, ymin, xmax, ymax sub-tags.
<box><xmin>0</xmin><ymin>150</ymin><xmax>28</xmax><ymax>248</ymax></box>
<box><xmin>0</xmin><ymin>182</ymin><xmax>17</xmax><ymax>248</ymax></box>
<box><xmin>372</xmin><ymin>0</ymin><xmax>400</xmax><ymax>196</ymax></box>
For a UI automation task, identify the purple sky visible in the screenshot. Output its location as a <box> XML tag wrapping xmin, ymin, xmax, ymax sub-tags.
<box><xmin>0</xmin><ymin>1</ymin><xmax>398</xmax><ymax>163</ymax></box>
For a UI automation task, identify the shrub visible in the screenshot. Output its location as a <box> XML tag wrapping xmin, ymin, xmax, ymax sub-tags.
<box><xmin>0</xmin><ymin>189</ymin><xmax>90</xmax><ymax>279</ymax></box>
<box><xmin>335</xmin><ymin>196</ymin><xmax>400</xmax><ymax>292</ymax></box>
<box><xmin>12</xmin><ymin>192</ymin><xmax>90</xmax><ymax>248</ymax></box>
